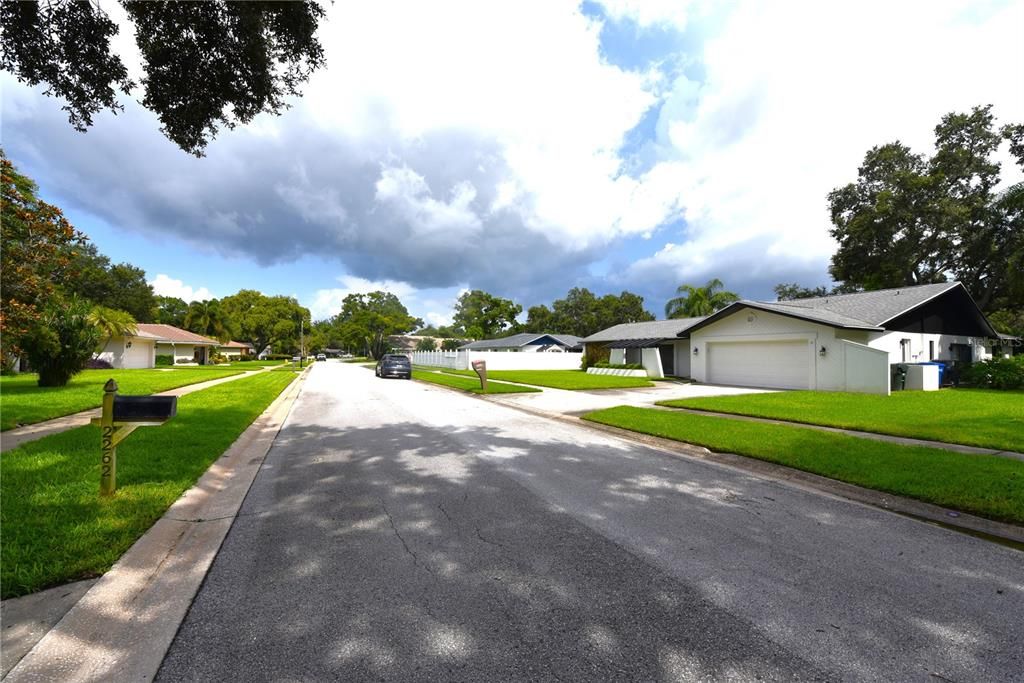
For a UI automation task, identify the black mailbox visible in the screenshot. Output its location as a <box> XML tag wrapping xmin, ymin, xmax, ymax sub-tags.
<box><xmin>113</xmin><ymin>395</ymin><xmax>178</xmax><ymax>422</ymax></box>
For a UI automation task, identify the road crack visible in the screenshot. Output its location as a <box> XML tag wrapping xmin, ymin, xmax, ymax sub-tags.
<box><xmin>475</xmin><ymin>526</ymin><xmax>506</xmax><ymax>550</ymax></box>
<box><xmin>381</xmin><ymin>499</ymin><xmax>434</xmax><ymax>575</ymax></box>
<box><xmin>437</xmin><ymin>502</ymin><xmax>455</xmax><ymax>524</ymax></box>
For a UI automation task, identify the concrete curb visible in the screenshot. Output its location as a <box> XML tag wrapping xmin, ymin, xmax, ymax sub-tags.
<box><xmin>3</xmin><ymin>367</ymin><xmax>310</xmax><ymax>682</ymax></box>
<box><xmin>480</xmin><ymin>397</ymin><xmax>1024</xmax><ymax>548</ymax></box>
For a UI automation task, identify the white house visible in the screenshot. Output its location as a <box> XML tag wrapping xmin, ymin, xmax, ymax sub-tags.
<box><xmin>582</xmin><ymin>319</ymin><xmax>701</xmax><ymax>377</ymax></box>
<box><xmin>459</xmin><ymin>333</ymin><xmax>583</xmax><ymax>353</ymax></box>
<box><xmin>97</xmin><ymin>324</ymin><xmax>221</xmax><ymax>368</ymax></box>
<box><xmin>583</xmin><ymin>282</ymin><xmax>1003</xmax><ymax>394</ymax></box>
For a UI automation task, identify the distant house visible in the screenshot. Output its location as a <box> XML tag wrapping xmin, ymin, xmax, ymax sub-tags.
<box><xmin>583</xmin><ymin>281</ymin><xmax>1003</xmax><ymax>393</ymax></box>
<box><xmin>582</xmin><ymin>319</ymin><xmax>704</xmax><ymax>377</ymax></box>
<box><xmin>97</xmin><ymin>324</ymin><xmax>221</xmax><ymax>368</ymax></box>
<box><xmin>459</xmin><ymin>333</ymin><xmax>583</xmax><ymax>353</ymax></box>
<box><xmin>221</xmin><ymin>340</ymin><xmax>254</xmax><ymax>360</ymax></box>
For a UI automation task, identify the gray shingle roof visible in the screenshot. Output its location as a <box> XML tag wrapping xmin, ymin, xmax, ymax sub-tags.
<box><xmin>733</xmin><ymin>301</ymin><xmax>884</xmax><ymax>330</ymax></box>
<box><xmin>459</xmin><ymin>333</ymin><xmax>583</xmax><ymax>350</ymax></box>
<box><xmin>768</xmin><ymin>282</ymin><xmax>960</xmax><ymax>326</ymax></box>
<box><xmin>581</xmin><ymin>318</ymin><xmax>704</xmax><ymax>343</ymax></box>
<box><xmin>585</xmin><ymin>282</ymin><xmax>994</xmax><ymax>344</ymax></box>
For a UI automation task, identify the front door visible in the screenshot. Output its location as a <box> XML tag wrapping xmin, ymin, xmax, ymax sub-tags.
<box><xmin>950</xmin><ymin>343</ymin><xmax>972</xmax><ymax>363</ymax></box>
<box><xmin>659</xmin><ymin>345</ymin><xmax>674</xmax><ymax>376</ymax></box>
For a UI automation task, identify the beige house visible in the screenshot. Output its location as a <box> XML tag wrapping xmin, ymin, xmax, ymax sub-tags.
<box><xmin>97</xmin><ymin>324</ymin><xmax>220</xmax><ymax>368</ymax></box>
<box><xmin>220</xmin><ymin>340</ymin><xmax>255</xmax><ymax>360</ymax></box>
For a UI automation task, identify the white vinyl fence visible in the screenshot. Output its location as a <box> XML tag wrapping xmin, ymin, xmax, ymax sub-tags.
<box><xmin>411</xmin><ymin>350</ymin><xmax>583</xmax><ymax>371</ymax></box>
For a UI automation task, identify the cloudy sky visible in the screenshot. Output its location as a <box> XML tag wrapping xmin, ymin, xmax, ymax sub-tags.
<box><xmin>4</xmin><ymin>0</ymin><xmax>1023</xmax><ymax>325</ymax></box>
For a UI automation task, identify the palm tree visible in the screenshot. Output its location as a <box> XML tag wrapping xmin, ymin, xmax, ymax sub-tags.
<box><xmin>184</xmin><ymin>300</ymin><xmax>231</xmax><ymax>341</ymax></box>
<box><xmin>89</xmin><ymin>305</ymin><xmax>137</xmax><ymax>354</ymax></box>
<box><xmin>664</xmin><ymin>278</ymin><xmax>740</xmax><ymax>318</ymax></box>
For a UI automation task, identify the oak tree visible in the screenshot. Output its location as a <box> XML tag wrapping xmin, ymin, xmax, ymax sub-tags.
<box><xmin>1</xmin><ymin>1</ymin><xmax>327</xmax><ymax>156</ymax></box>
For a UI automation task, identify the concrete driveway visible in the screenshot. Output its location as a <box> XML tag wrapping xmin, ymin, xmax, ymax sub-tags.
<box><xmin>488</xmin><ymin>376</ymin><xmax>772</xmax><ymax>416</ymax></box>
<box><xmin>158</xmin><ymin>362</ymin><xmax>1023</xmax><ymax>681</ymax></box>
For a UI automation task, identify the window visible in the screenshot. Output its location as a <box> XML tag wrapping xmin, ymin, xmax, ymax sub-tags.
<box><xmin>929</xmin><ymin>340</ymin><xmax>935</xmax><ymax>360</ymax></box>
<box><xmin>900</xmin><ymin>338</ymin><xmax>911</xmax><ymax>362</ymax></box>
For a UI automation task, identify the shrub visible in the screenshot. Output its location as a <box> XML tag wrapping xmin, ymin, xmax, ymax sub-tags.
<box><xmin>20</xmin><ymin>296</ymin><xmax>100</xmax><ymax>386</ymax></box>
<box><xmin>594</xmin><ymin>361</ymin><xmax>645</xmax><ymax>370</ymax></box>
<box><xmin>963</xmin><ymin>356</ymin><xmax>1024</xmax><ymax>389</ymax></box>
<box><xmin>209</xmin><ymin>353</ymin><xmax>228</xmax><ymax>364</ymax></box>
<box><xmin>85</xmin><ymin>358</ymin><xmax>114</xmax><ymax>369</ymax></box>
<box><xmin>155</xmin><ymin>355</ymin><xmax>174</xmax><ymax>366</ymax></box>
<box><xmin>581</xmin><ymin>344</ymin><xmax>610</xmax><ymax>369</ymax></box>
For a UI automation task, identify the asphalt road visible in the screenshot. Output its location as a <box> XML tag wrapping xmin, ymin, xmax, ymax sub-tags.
<box><xmin>158</xmin><ymin>362</ymin><xmax>1024</xmax><ymax>681</ymax></box>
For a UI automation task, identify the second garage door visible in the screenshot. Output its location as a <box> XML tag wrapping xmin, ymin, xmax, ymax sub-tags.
<box><xmin>707</xmin><ymin>340</ymin><xmax>811</xmax><ymax>390</ymax></box>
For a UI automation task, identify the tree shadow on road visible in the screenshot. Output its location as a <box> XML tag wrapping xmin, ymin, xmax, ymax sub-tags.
<box><xmin>155</xmin><ymin>417</ymin><xmax>1022</xmax><ymax>681</ymax></box>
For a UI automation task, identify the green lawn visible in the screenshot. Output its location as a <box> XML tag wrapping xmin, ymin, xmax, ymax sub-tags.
<box><xmin>412</xmin><ymin>370</ymin><xmax>541</xmax><ymax>394</ymax></box>
<box><xmin>1</xmin><ymin>367</ymin><xmax>246</xmax><ymax>431</ymax></box>
<box><xmin>440</xmin><ymin>369</ymin><xmax>654</xmax><ymax>390</ymax></box>
<box><xmin>657</xmin><ymin>389</ymin><xmax>1024</xmax><ymax>453</ymax></box>
<box><xmin>223</xmin><ymin>360</ymin><xmax>286</xmax><ymax>367</ymax></box>
<box><xmin>0</xmin><ymin>371</ymin><xmax>296</xmax><ymax>598</ymax></box>
<box><xmin>583</xmin><ymin>406</ymin><xmax>1024</xmax><ymax>524</ymax></box>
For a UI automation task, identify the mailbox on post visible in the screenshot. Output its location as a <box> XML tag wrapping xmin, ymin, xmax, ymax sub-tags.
<box><xmin>113</xmin><ymin>396</ymin><xmax>178</xmax><ymax>422</ymax></box>
<box><xmin>90</xmin><ymin>380</ymin><xmax>177</xmax><ymax>496</ymax></box>
<box><xmin>471</xmin><ymin>360</ymin><xmax>487</xmax><ymax>392</ymax></box>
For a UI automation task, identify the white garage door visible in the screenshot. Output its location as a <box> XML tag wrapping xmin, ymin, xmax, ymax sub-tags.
<box><xmin>707</xmin><ymin>340</ymin><xmax>811</xmax><ymax>389</ymax></box>
<box><xmin>122</xmin><ymin>340</ymin><xmax>154</xmax><ymax>369</ymax></box>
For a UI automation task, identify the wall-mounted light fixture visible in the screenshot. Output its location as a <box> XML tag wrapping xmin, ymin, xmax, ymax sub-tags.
<box><xmin>126</xmin><ymin>340</ymin><xmax>133</xmax><ymax>349</ymax></box>
<box><xmin>819</xmin><ymin>345</ymin><xmax>827</xmax><ymax>357</ymax></box>
<box><xmin>693</xmin><ymin>347</ymin><xmax>699</xmax><ymax>356</ymax></box>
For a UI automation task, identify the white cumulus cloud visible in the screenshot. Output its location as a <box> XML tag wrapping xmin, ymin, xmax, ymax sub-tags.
<box><xmin>149</xmin><ymin>274</ymin><xmax>213</xmax><ymax>302</ymax></box>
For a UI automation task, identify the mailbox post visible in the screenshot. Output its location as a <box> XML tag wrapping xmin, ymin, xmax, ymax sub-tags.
<box><xmin>471</xmin><ymin>360</ymin><xmax>487</xmax><ymax>392</ymax></box>
<box><xmin>91</xmin><ymin>380</ymin><xmax>177</xmax><ymax>496</ymax></box>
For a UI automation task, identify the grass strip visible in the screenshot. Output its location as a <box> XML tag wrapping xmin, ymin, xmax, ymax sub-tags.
<box><xmin>1</xmin><ymin>367</ymin><xmax>245</xmax><ymax>431</ymax></box>
<box><xmin>582</xmin><ymin>406</ymin><xmax>1024</xmax><ymax>524</ymax></box>
<box><xmin>657</xmin><ymin>389</ymin><xmax>1024</xmax><ymax>453</ymax></box>
<box><xmin>412</xmin><ymin>370</ymin><xmax>540</xmax><ymax>394</ymax></box>
<box><xmin>439</xmin><ymin>369</ymin><xmax>654</xmax><ymax>390</ymax></box>
<box><xmin>0</xmin><ymin>370</ymin><xmax>296</xmax><ymax>598</ymax></box>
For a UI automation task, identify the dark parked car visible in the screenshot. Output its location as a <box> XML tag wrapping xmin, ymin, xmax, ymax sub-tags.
<box><xmin>375</xmin><ymin>354</ymin><xmax>412</xmax><ymax>379</ymax></box>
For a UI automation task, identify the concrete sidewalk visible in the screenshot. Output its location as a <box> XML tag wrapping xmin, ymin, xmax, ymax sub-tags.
<box><xmin>1</xmin><ymin>367</ymin><xmax>271</xmax><ymax>453</ymax></box>
<box><xmin>1</xmin><ymin>367</ymin><xmax>309</xmax><ymax>682</ymax></box>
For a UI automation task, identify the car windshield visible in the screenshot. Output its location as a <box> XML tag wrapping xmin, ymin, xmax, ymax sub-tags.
<box><xmin>383</xmin><ymin>355</ymin><xmax>409</xmax><ymax>362</ymax></box>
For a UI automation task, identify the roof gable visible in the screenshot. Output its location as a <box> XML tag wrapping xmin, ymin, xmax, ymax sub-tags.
<box><xmin>769</xmin><ymin>282</ymin><xmax>960</xmax><ymax>326</ymax></box>
<box><xmin>680</xmin><ymin>282</ymin><xmax>997</xmax><ymax>337</ymax></box>
<box><xmin>459</xmin><ymin>332</ymin><xmax>582</xmax><ymax>350</ymax></box>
